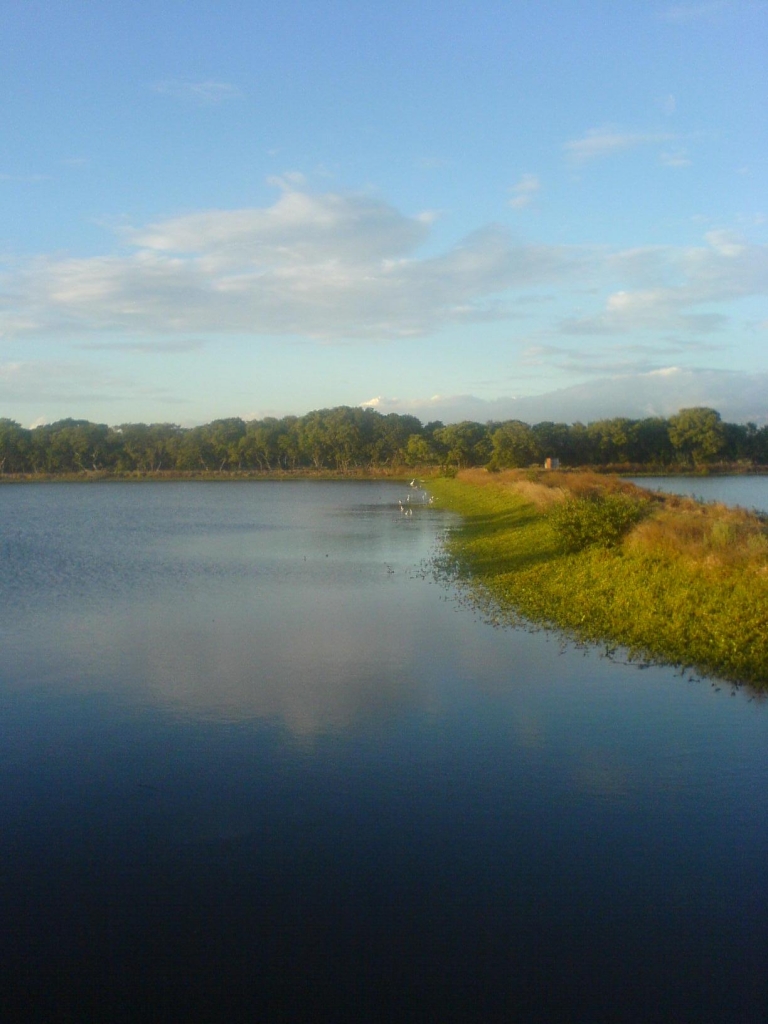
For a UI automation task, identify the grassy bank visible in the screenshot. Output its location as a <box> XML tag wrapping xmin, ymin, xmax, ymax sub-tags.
<box><xmin>429</xmin><ymin>469</ymin><xmax>768</xmax><ymax>687</ymax></box>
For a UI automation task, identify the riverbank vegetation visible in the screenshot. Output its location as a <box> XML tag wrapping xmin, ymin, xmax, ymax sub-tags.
<box><xmin>429</xmin><ymin>470</ymin><xmax>768</xmax><ymax>687</ymax></box>
<box><xmin>1</xmin><ymin>404</ymin><xmax>768</xmax><ymax>478</ymax></box>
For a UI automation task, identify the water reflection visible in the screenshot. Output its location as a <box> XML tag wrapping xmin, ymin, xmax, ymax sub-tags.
<box><xmin>2</xmin><ymin>482</ymin><xmax>446</xmax><ymax>730</ymax></box>
<box><xmin>2</xmin><ymin>481</ymin><xmax>768</xmax><ymax>1021</ymax></box>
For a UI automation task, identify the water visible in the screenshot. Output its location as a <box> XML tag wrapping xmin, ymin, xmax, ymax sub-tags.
<box><xmin>1</xmin><ymin>481</ymin><xmax>767</xmax><ymax>1022</ymax></box>
<box><xmin>629</xmin><ymin>474</ymin><xmax>768</xmax><ymax>514</ymax></box>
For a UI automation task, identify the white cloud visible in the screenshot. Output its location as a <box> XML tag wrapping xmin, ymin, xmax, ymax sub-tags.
<box><xmin>1</xmin><ymin>187</ymin><xmax>766</xmax><ymax>360</ymax></box>
<box><xmin>128</xmin><ymin>187</ymin><xmax>429</xmax><ymax>263</ymax></box>
<box><xmin>152</xmin><ymin>79</ymin><xmax>242</xmax><ymax>104</ymax></box>
<box><xmin>509</xmin><ymin>174</ymin><xmax>540</xmax><ymax>210</ymax></box>
<box><xmin>704</xmin><ymin>229</ymin><xmax>746</xmax><ymax>257</ymax></box>
<box><xmin>265</xmin><ymin>170</ymin><xmax>308</xmax><ymax>190</ymax></box>
<box><xmin>559</xmin><ymin>231</ymin><xmax>768</xmax><ymax>336</ymax></box>
<box><xmin>364</xmin><ymin>368</ymin><xmax>768</xmax><ymax>425</ymax></box>
<box><xmin>648</xmin><ymin>365</ymin><xmax>682</xmax><ymax>376</ymax></box>
<box><xmin>518</xmin><ymin>338</ymin><xmax>721</xmax><ymax>378</ymax></box>
<box><xmin>0</xmin><ymin>186</ymin><xmax>584</xmax><ymax>343</ymax></box>
<box><xmin>560</xmin><ymin>292</ymin><xmax>726</xmax><ymax>336</ymax></box>
<box><xmin>77</xmin><ymin>339</ymin><xmax>204</xmax><ymax>354</ymax></box>
<box><xmin>564</xmin><ymin>126</ymin><xmax>675</xmax><ymax>163</ymax></box>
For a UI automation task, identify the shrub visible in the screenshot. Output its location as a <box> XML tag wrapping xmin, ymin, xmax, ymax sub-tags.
<box><xmin>549</xmin><ymin>493</ymin><xmax>649</xmax><ymax>552</ymax></box>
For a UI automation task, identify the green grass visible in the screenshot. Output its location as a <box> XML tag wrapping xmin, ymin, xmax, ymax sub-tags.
<box><xmin>429</xmin><ymin>471</ymin><xmax>768</xmax><ymax>687</ymax></box>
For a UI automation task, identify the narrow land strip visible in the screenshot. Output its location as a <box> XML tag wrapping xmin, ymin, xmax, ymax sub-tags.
<box><xmin>428</xmin><ymin>470</ymin><xmax>768</xmax><ymax>687</ymax></box>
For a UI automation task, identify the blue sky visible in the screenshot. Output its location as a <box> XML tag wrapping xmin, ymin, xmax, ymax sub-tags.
<box><xmin>1</xmin><ymin>0</ymin><xmax>767</xmax><ymax>426</ymax></box>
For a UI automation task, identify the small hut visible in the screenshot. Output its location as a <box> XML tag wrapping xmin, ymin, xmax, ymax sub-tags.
<box><xmin>544</xmin><ymin>457</ymin><xmax>560</xmax><ymax>470</ymax></box>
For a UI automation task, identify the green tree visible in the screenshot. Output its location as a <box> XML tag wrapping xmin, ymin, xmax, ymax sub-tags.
<box><xmin>631</xmin><ymin>418</ymin><xmax>675</xmax><ymax>466</ymax></box>
<box><xmin>722</xmin><ymin>421</ymin><xmax>753</xmax><ymax>463</ymax></box>
<box><xmin>237</xmin><ymin>422</ymin><xmax>274</xmax><ymax>469</ymax></box>
<box><xmin>749</xmin><ymin>425</ymin><xmax>768</xmax><ymax>465</ymax></box>
<box><xmin>668</xmin><ymin>407</ymin><xmax>726</xmax><ymax>466</ymax></box>
<box><xmin>31</xmin><ymin>419</ymin><xmax>117</xmax><ymax>472</ymax></box>
<box><xmin>0</xmin><ymin>419</ymin><xmax>31</xmax><ymax>473</ymax></box>
<box><xmin>370</xmin><ymin>413</ymin><xmax>423</xmax><ymax>467</ymax></box>
<box><xmin>489</xmin><ymin>420</ymin><xmax>538</xmax><ymax>469</ymax></box>
<box><xmin>531</xmin><ymin>422</ymin><xmax>571</xmax><ymax>465</ymax></box>
<box><xmin>297</xmin><ymin>410</ymin><xmax>334</xmax><ymax>469</ymax></box>
<box><xmin>171</xmin><ymin>426</ymin><xmax>216</xmax><ymax>471</ymax></box>
<box><xmin>586</xmin><ymin>418</ymin><xmax>635</xmax><ymax>464</ymax></box>
<box><xmin>277</xmin><ymin>417</ymin><xmax>302</xmax><ymax>469</ymax></box>
<box><xmin>205</xmin><ymin>418</ymin><xmax>246</xmax><ymax>470</ymax></box>
<box><xmin>323</xmin><ymin>407</ymin><xmax>366</xmax><ymax>472</ymax></box>
<box><xmin>403</xmin><ymin>434</ymin><xmax>436</xmax><ymax>466</ymax></box>
<box><xmin>433</xmin><ymin>421</ymin><xmax>490</xmax><ymax>468</ymax></box>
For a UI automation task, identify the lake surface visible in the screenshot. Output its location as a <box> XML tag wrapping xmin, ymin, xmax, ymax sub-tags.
<box><xmin>1</xmin><ymin>481</ymin><xmax>767</xmax><ymax>1022</ymax></box>
<box><xmin>629</xmin><ymin>474</ymin><xmax>768</xmax><ymax>514</ymax></box>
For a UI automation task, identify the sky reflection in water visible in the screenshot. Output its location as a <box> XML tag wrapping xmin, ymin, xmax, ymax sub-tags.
<box><xmin>1</xmin><ymin>481</ymin><xmax>767</xmax><ymax>1021</ymax></box>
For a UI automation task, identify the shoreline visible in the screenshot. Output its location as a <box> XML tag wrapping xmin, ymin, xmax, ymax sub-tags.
<box><xmin>0</xmin><ymin>468</ymin><xmax>420</xmax><ymax>484</ymax></box>
<box><xmin>428</xmin><ymin>470</ymin><xmax>768</xmax><ymax>688</ymax></box>
<box><xmin>2</xmin><ymin>464</ymin><xmax>768</xmax><ymax>484</ymax></box>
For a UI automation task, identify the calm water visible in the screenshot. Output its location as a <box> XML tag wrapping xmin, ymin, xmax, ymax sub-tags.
<box><xmin>630</xmin><ymin>474</ymin><xmax>768</xmax><ymax>514</ymax></box>
<box><xmin>1</xmin><ymin>482</ymin><xmax>767</xmax><ymax>1022</ymax></box>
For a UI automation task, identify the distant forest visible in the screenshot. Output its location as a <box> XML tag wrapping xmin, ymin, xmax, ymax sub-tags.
<box><xmin>1</xmin><ymin>406</ymin><xmax>767</xmax><ymax>475</ymax></box>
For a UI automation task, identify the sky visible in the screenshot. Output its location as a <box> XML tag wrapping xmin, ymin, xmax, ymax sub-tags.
<box><xmin>1</xmin><ymin>0</ymin><xmax>767</xmax><ymax>427</ymax></box>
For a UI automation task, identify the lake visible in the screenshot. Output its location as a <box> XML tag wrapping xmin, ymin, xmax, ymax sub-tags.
<box><xmin>2</xmin><ymin>481</ymin><xmax>767</xmax><ymax>1022</ymax></box>
<box><xmin>629</xmin><ymin>473</ymin><xmax>768</xmax><ymax>514</ymax></box>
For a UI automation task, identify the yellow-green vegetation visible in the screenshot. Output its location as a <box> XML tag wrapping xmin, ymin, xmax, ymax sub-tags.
<box><xmin>429</xmin><ymin>469</ymin><xmax>768</xmax><ymax>686</ymax></box>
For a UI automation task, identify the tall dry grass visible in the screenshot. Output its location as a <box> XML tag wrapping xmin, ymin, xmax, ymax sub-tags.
<box><xmin>457</xmin><ymin>467</ymin><xmax>656</xmax><ymax>510</ymax></box>
<box><xmin>626</xmin><ymin>499</ymin><xmax>768</xmax><ymax>570</ymax></box>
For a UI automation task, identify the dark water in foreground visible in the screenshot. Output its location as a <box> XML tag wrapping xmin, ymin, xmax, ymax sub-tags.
<box><xmin>1</xmin><ymin>482</ymin><xmax>767</xmax><ymax>1022</ymax></box>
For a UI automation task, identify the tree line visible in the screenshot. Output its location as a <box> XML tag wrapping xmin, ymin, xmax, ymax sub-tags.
<box><xmin>0</xmin><ymin>405</ymin><xmax>766</xmax><ymax>476</ymax></box>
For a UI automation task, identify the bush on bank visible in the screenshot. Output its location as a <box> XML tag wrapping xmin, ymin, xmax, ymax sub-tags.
<box><xmin>548</xmin><ymin>493</ymin><xmax>651</xmax><ymax>552</ymax></box>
